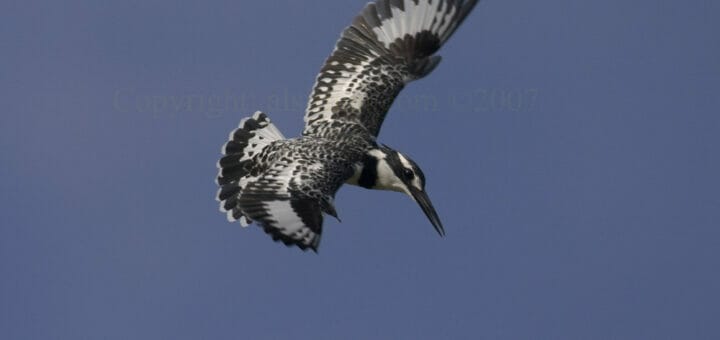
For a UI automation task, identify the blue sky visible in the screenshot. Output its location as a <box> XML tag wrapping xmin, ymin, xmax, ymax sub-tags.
<box><xmin>2</xmin><ymin>0</ymin><xmax>719</xmax><ymax>339</ymax></box>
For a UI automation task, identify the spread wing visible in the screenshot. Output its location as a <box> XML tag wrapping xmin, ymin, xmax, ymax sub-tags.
<box><xmin>303</xmin><ymin>0</ymin><xmax>479</xmax><ymax>138</ymax></box>
<box><xmin>235</xmin><ymin>157</ymin><xmax>346</xmax><ymax>252</ymax></box>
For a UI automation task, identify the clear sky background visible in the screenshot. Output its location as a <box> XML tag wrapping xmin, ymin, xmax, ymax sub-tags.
<box><xmin>2</xmin><ymin>1</ymin><xmax>719</xmax><ymax>339</ymax></box>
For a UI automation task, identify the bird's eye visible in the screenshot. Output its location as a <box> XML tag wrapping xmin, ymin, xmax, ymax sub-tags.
<box><xmin>403</xmin><ymin>168</ymin><xmax>415</xmax><ymax>179</ymax></box>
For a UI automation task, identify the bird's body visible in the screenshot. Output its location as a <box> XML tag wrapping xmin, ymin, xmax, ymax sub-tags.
<box><xmin>216</xmin><ymin>0</ymin><xmax>479</xmax><ymax>251</ymax></box>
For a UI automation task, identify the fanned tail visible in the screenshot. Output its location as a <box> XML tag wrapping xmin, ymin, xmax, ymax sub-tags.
<box><xmin>216</xmin><ymin>111</ymin><xmax>285</xmax><ymax>226</ymax></box>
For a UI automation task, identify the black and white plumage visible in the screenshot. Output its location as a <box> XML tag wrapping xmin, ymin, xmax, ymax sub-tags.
<box><xmin>304</xmin><ymin>0</ymin><xmax>478</xmax><ymax>138</ymax></box>
<box><xmin>216</xmin><ymin>0</ymin><xmax>479</xmax><ymax>251</ymax></box>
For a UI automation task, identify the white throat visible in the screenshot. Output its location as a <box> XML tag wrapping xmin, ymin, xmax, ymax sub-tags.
<box><xmin>370</xmin><ymin>150</ymin><xmax>408</xmax><ymax>194</ymax></box>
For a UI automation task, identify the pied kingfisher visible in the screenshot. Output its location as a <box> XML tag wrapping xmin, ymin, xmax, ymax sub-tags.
<box><xmin>216</xmin><ymin>0</ymin><xmax>479</xmax><ymax>251</ymax></box>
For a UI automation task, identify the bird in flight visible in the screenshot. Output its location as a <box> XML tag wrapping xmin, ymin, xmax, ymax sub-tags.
<box><xmin>216</xmin><ymin>0</ymin><xmax>479</xmax><ymax>251</ymax></box>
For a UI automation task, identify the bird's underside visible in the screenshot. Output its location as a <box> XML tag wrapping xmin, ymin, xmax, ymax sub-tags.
<box><xmin>217</xmin><ymin>113</ymin><xmax>373</xmax><ymax>250</ymax></box>
<box><xmin>216</xmin><ymin>0</ymin><xmax>479</xmax><ymax>251</ymax></box>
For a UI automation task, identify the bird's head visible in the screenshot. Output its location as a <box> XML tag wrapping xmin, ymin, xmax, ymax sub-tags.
<box><xmin>360</xmin><ymin>145</ymin><xmax>445</xmax><ymax>236</ymax></box>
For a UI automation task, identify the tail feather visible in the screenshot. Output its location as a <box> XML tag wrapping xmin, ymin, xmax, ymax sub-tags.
<box><xmin>216</xmin><ymin>111</ymin><xmax>285</xmax><ymax>225</ymax></box>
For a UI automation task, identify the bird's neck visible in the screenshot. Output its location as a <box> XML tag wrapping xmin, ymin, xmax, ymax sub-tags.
<box><xmin>346</xmin><ymin>149</ymin><xmax>404</xmax><ymax>192</ymax></box>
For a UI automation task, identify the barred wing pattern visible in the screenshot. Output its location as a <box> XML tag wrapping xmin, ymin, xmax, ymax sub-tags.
<box><xmin>234</xmin><ymin>151</ymin><xmax>346</xmax><ymax>252</ymax></box>
<box><xmin>216</xmin><ymin>112</ymin><xmax>346</xmax><ymax>251</ymax></box>
<box><xmin>237</xmin><ymin>160</ymin><xmax>327</xmax><ymax>251</ymax></box>
<box><xmin>303</xmin><ymin>0</ymin><xmax>479</xmax><ymax>138</ymax></box>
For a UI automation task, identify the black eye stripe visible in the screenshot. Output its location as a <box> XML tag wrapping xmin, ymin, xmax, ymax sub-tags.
<box><xmin>403</xmin><ymin>168</ymin><xmax>414</xmax><ymax>179</ymax></box>
<box><xmin>384</xmin><ymin>148</ymin><xmax>424</xmax><ymax>186</ymax></box>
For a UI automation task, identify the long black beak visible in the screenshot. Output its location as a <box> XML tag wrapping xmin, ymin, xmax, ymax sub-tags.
<box><xmin>410</xmin><ymin>187</ymin><xmax>445</xmax><ymax>236</ymax></box>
